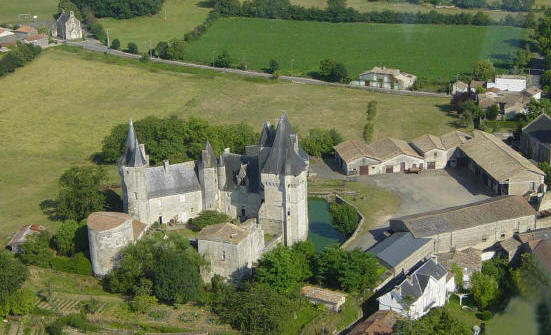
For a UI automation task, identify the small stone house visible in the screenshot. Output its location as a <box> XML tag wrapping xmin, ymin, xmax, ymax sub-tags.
<box><xmin>377</xmin><ymin>259</ymin><xmax>453</xmax><ymax>319</ymax></box>
<box><xmin>348</xmin><ymin>310</ymin><xmax>401</xmax><ymax>335</ymax></box>
<box><xmin>197</xmin><ymin>219</ymin><xmax>264</xmax><ymax>282</ymax></box>
<box><xmin>521</xmin><ymin>114</ymin><xmax>551</xmax><ymax>165</ymax></box>
<box><xmin>390</xmin><ymin>195</ymin><xmax>538</xmax><ymax>254</ymax></box>
<box><xmin>359</xmin><ymin>67</ymin><xmax>416</xmax><ymax>90</ymax></box>
<box><xmin>437</xmin><ymin>248</ymin><xmax>481</xmax><ymax>289</ymax></box>
<box><xmin>300</xmin><ymin>285</ymin><xmax>347</xmax><ymax>312</ymax></box>
<box><xmin>410</xmin><ymin>134</ymin><xmax>448</xmax><ymax>170</ymax></box>
<box><xmin>51</xmin><ymin>10</ymin><xmax>82</xmax><ymax>40</ymax></box>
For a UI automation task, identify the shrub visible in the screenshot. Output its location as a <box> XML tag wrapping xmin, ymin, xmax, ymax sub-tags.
<box><xmin>130</xmin><ymin>295</ymin><xmax>158</xmax><ymax>313</ymax></box>
<box><xmin>480</xmin><ymin>310</ymin><xmax>493</xmax><ymax>320</ymax></box>
<box><xmin>487</xmin><ymin>104</ymin><xmax>499</xmax><ymax>120</ymax></box>
<box><xmin>110</xmin><ymin>38</ymin><xmax>120</xmax><ymax>50</ymax></box>
<box><xmin>300</xmin><ymin>128</ymin><xmax>342</xmax><ymax>157</ymax></box>
<box><xmin>329</xmin><ymin>201</ymin><xmax>359</xmax><ymax>236</ymax></box>
<box><xmin>127</xmin><ymin>42</ymin><xmax>138</xmax><ymax>54</ymax></box>
<box><xmin>363</xmin><ymin>123</ymin><xmax>374</xmax><ymax>143</ymax></box>
<box><xmin>214</xmin><ymin>50</ymin><xmax>232</xmax><ymax>68</ymax></box>
<box><xmin>319</xmin><ymin>58</ymin><xmax>348</xmax><ymax>82</ymax></box>
<box><xmin>50</xmin><ymin>253</ymin><xmax>92</xmax><ymax>275</ymax></box>
<box><xmin>267</xmin><ymin>59</ymin><xmax>279</xmax><ymax>74</ymax></box>
<box><xmin>189</xmin><ymin>210</ymin><xmax>230</xmax><ymax>231</ymax></box>
<box><xmin>52</xmin><ymin>219</ymin><xmax>88</xmax><ymax>256</ymax></box>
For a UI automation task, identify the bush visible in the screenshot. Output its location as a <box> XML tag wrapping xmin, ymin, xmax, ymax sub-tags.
<box><xmin>319</xmin><ymin>58</ymin><xmax>348</xmax><ymax>82</ymax></box>
<box><xmin>127</xmin><ymin>42</ymin><xmax>138</xmax><ymax>54</ymax></box>
<box><xmin>267</xmin><ymin>59</ymin><xmax>279</xmax><ymax>74</ymax></box>
<box><xmin>52</xmin><ymin>219</ymin><xmax>88</xmax><ymax>256</ymax></box>
<box><xmin>480</xmin><ymin>310</ymin><xmax>493</xmax><ymax>320</ymax></box>
<box><xmin>50</xmin><ymin>253</ymin><xmax>92</xmax><ymax>275</ymax></box>
<box><xmin>487</xmin><ymin>104</ymin><xmax>499</xmax><ymax>120</ymax></box>
<box><xmin>130</xmin><ymin>295</ymin><xmax>158</xmax><ymax>313</ymax></box>
<box><xmin>300</xmin><ymin>128</ymin><xmax>342</xmax><ymax>157</ymax></box>
<box><xmin>363</xmin><ymin>122</ymin><xmax>374</xmax><ymax>142</ymax></box>
<box><xmin>189</xmin><ymin>210</ymin><xmax>230</xmax><ymax>231</ymax></box>
<box><xmin>110</xmin><ymin>38</ymin><xmax>120</xmax><ymax>50</ymax></box>
<box><xmin>214</xmin><ymin>50</ymin><xmax>232</xmax><ymax>68</ymax></box>
<box><xmin>329</xmin><ymin>201</ymin><xmax>359</xmax><ymax>236</ymax></box>
<box><xmin>74</xmin><ymin>0</ymin><xmax>165</xmax><ymax>19</ymax></box>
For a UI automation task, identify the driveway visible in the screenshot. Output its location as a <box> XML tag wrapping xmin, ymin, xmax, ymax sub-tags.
<box><xmin>342</xmin><ymin>168</ymin><xmax>492</xmax><ymax>251</ymax></box>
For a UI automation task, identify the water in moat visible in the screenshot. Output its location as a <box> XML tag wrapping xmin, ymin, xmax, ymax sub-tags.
<box><xmin>307</xmin><ymin>198</ymin><xmax>346</xmax><ymax>252</ymax></box>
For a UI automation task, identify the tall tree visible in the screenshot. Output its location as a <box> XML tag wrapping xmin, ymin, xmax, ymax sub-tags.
<box><xmin>470</xmin><ymin>271</ymin><xmax>499</xmax><ymax>309</ymax></box>
<box><xmin>0</xmin><ymin>251</ymin><xmax>28</xmax><ymax>302</ymax></box>
<box><xmin>56</xmin><ymin>166</ymin><xmax>106</xmax><ymax>221</ymax></box>
<box><xmin>473</xmin><ymin>60</ymin><xmax>495</xmax><ymax>81</ymax></box>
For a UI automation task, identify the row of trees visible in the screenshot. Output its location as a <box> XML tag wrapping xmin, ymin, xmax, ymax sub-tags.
<box><xmin>213</xmin><ymin>0</ymin><xmax>533</xmax><ymax>27</ymax></box>
<box><xmin>0</xmin><ymin>252</ymin><xmax>34</xmax><ymax>317</ymax></box>
<box><xmin>363</xmin><ymin>100</ymin><xmax>377</xmax><ymax>142</ymax></box>
<box><xmin>101</xmin><ymin>116</ymin><xmax>258</xmax><ymax>165</ymax></box>
<box><xmin>300</xmin><ymin>128</ymin><xmax>343</xmax><ymax>157</ymax></box>
<box><xmin>71</xmin><ymin>0</ymin><xmax>165</xmax><ymax>19</ymax></box>
<box><xmin>450</xmin><ymin>0</ymin><xmax>534</xmax><ymax>11</ymax></box>
<box><xmin>0</xmin><ymin>42</ymin><xmax>41</xmax><ymax>78</ymax></box>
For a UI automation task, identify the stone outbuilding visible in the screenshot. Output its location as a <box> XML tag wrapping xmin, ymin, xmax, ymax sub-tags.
<box><xmin>197</xmin><ymin>219</ymin><xmax>264</xmax><ymax>282</ymax></box>
<box><xmin>23</xmin><ymin>33</ymin><xmax>48</xmax><ymax>48</ymax></box>
<box><xmin>348</xmin><ymin>310</ymin><xmax>401</xmax><ymax>335</ymax></box>
<box><xmin>51</xmin><ymin>10</ymin><xmax>82</xmax><ymax>40</ymax></box>
<box><xmin>333</xmin><ymin>139</ymin><xmax>379</xmax><ymax>175</ymax></box>
<box><xmin>410</xmin><ymin>134</ymin><xmax>448</xmax><ymax>170</ymax></box>
<box><xmin>390</xmin><ymin>195</ymin><xmax>538</xmax><ymax>254</ymax></box>
<box><xmin>437</xmin><ymin>248</ymin><xmax>481</xmax><ymax>289</ymax></box>
<box><xmin>458</xmin><ymin>130</ymin><xmax>546</xmax><ymax>197</ymax></box>
<box><xmin>87</xmin><ymin>212</ymin><xmax>146</xmax><ymax>276</ymax></box>
<box><xmin>521</xmin><ymin>114</ymin><xmax>551</xmax><ymax>165</ymax></box>
<box><xmin>300</xmin><ymin>285</ymin><xmax>347</xmax><ymax>312</ymax></box>
<box><xmin>6</xmin><ymin>224</ymin><xmax>46</xmax><ymax>253</ymax></box>
<box><xmin>358</xmin><ymin>67</ymin><xmax>417</xmax><ymax>90</ymax></box>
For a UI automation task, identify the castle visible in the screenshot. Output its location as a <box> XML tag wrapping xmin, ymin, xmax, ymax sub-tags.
<box><xmin>119</xmin><ymin>114</ymin><xmax>309</xmax><ymax>246</ymax></box>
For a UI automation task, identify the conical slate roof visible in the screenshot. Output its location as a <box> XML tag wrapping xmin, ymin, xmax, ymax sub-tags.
<box><xmin>122</xmin><ymin>119</ymin><xmax>147</xmax><ymax>167</ymax></box>
<box><xmin>202</xmin><ymin>140</ymin><xmax>217</xmax><ymax>168</ymax></box>
<box><xmin>259</xmin><ymin>122</ymin><xmax>275</xmax><ymax>147</ymax></box>
<box><xmin>262</xmin><ymin>114</ymin><xmax>307</xmax><ymax>176</ymax></box>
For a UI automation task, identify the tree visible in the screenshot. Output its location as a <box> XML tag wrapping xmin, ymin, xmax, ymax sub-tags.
<box><xmin>254</xmin><ymin>241</ymin><xmax>314</xmax><ymax>293</ymax></box>
<box><xmin>542</xmin><ymin>70</ymin><xmax>551</xmax><ymax>87</ymax></box>
<box><xmin>110</xmin><ymin>38</ymin><xmax>120</xmax><ymax>50</ymax></box>
<box><xmin>514</xmin><ymin>253</ymin><xmax>550</xmax><ymax>299</ymax></box>
<box><xmin>329</xmin><ymin>201</ymin><xmax>359</xmax><ymax>236</ymax></box>
<box><xmin>17</xmin><ymin>231</ymin><xmax>53</xmax><ymax>268</ymax></box>
<box><xmin>473</xmin><ymin>60</ymin><xmax>495</xmax><ymax>81</ymax></box>
<box><xmin>470</xmin><ymin>271</ymin><xmax>499</xmax><ymax>309</ymax></box>
<box><xmin>363</xmin><ymin>123</ymin><xmax>374</xmax><ymax>143</ymax></box>
<box><xmin>214</xmin><ymin>0</ymin><xmax>241</xmax><ymax>15</ymax></box>
<box><xmin>267</xmin><ymin>59</ymin><xmax>279</xmax><ymax>74</ymax></box>
<box><xmin>58</xmin><ymin>0</ymin><xmax>83</xmax><ymax>21</ymax></box>
<box><xmin>188</xmin><ymin>210</ymin><xmax>230</xmax><ymax>231</ymax></box>
<box><xmin>394</xmin><ymin>308</ymin><xmax>471</xmax><ymax>335</ymax></box>
<box><xmin>451</xmin><ymin>263</ymin><xmax>464</xmax><ymax>291</ymax></box>
<box><xmin>300</xmin><ymin>128</ymin><xmax>343</xmax><ymax>157</ymax></box>
<box><xmin>0</xmin><ymin>251</ymin><xmax>28</xmax><ymax>301</ymax></box>
<box><xmin>315</xmin><ymin>246</ymin><xmax>382</xmax><ymax>292</ymax></box>
<box><xmin>166</xmin><ymin>39</ymin><xmax>186</xmax><ymax>60</ymax></box>
<box><xmin>319</xmin><ymin>58</ymin><xmax>348</xmax><ymax>82</ymax></box>
<box><xmin>487</xmin><ymin>104</ymin><xmax>499</xmax><ymax>120</ymax></box>
<box><xmin>214</xmin><ymin>50</ymin><xmax>232</xmax><ymax>68</ymax></box>
<box><xmin>73</xmin><ymin>0</ymin><xmax>165</xmax><ymax>19</ymax></box>
<box><xmin>460</xmin><ymin>111</ymin><xmax>473</xmax><ymax>128</ymax></box>
<box><xmin>527</xmin><ymin>98</ymin><xmax>551</xmax><ymax>120</ymax></box>
<box><xmin>366</xmin><ymin>100</ymin><xmax>377</xmax><ymax>121</ymax></box>
<box><xmin>127</xmin><ymin>42</ymin><xmax>138</xmax><ymax>54</ymax></box>
<box><xmin>538</xmin><ymin>162</ymin><xmax>551</xmax><ymax>186</ymax></box>
<box><xmin>56</xmin><ymin>166</ymin><xmax>106</xmax><ymax>221</ymax></box>
<box><xmin>52</xmin><ymin>219</ymin><xmax>88</xmax><ymax>256</ymax></box>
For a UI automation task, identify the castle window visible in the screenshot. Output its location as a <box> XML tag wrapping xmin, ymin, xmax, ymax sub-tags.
<box><xmin>158</xmin><ymin>216</ymin><xmax>163</xmax><ymax>224</ymax></box>
<box><xmin>500</xmin><ymin>233</ymin><xmax>506</xmax><ymax>239</ymax></box>
<box><xmin>134</xmin><ymin>192</ymin><xmax>138</xmax><ymax>199</ymax></box>
<box><xmin>287</xmin><ymin>210</ymin><xmax>290</xmax><ymax>216</ymax></box>
<box><xmin>482</xmin><ymin>235</ymin><xmax>488</xmax><ymax>242</ymax></box>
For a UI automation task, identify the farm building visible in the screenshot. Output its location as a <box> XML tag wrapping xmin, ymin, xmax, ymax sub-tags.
<box><xmin>521</xmin><ymin>114</ymin><xmax>551</xmax><ymax>165</ymax></box>
<box><xmin>6</xmin><ymin>224</ymin><xmax>46</xmax><ymax>253</ymax></box>
<box><xmin>451</xmin><ymin>80</ymin><xmax>469</xmax><ymax>95</ymax></box>
<box><xmin>300</xmin><ymin>285</ymin><xmax>347</xmax><ymax>312</ymax></box>
<box><xmin>377</xmin><ymin>258</ymin><xmax>453</xmax><ymax>319</ymax></box>
<box><xmin>348</xmin><ymin>310</ymin><xmax>401</xmax><ymax>335</ymax></box>
<box><xmin>358</xmin><ymin>67</ymin><xmax>416</xmax><ymax>90</ymax></box>
<box><xmin>197</xmin><ymin>219</ymin><xmax>264</xmax><ymax>282</ymax></box>
<box><xmin>437</xmin><ymin>248</ymin><xmax>481</xmax><ymax>289</ymax></box>
<box><xmin>487</xmin><ymin>74</ymin><xmax>527</xmax><ymax>92</ymax></box>
<box><xmin>458</xmin><ymin>130</ymin><xmax>546</xmax><ymax>197</ymax></box>
<box><xmin>477</xmin><ymin>91</ymin><xmax>530</xmax><ymax>120</ymax></box>
<box><xmin>524</xmin><ymin>86</ymin><xmax>542</xmax><ymax>100</ymax></box>
<box><xmin>410</xmin><ymin>134</ymin><xmax>448</xmax><ymax>169</ymax></box>
<box><xmin>390</xmin><ymin>195</ymin><xmax>538</xmax><ymax>254</ymax></box>
<box><xmin>368</xmin><ymin>232</ymin><xmax>433</xmax><ymax>278</ymax></box>
<box><xmin>333</xmin><ymin>140</ymin><xmax>379</xmax><ymax>175</ymax></box>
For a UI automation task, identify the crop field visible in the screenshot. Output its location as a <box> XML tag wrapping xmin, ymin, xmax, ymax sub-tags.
<box><xmin>0</xmin><ymin>47</ymin><xmax>452</xmax><ymax>238</ymax></box>
<box><xmin>98</xmin><ymin>0</ymin><xmax>211</xmax><ymax>51</ymax></box>
<box><xmin>292</xmin><ymin>0</ymin><xmax>514</xmax><ymax>20</ymax></box>
<box><xmin>0</xmin><ymin>0</ymin><xmax>58</xmax><ymax>23</ymax></box>
<box><xmin>185</xmin><ymin>17</ymin><xmax>526</xmax><ymax>82</ymax></box>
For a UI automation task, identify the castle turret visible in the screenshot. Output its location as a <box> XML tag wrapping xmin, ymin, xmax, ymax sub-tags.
<box><xmin>119</xmin><ymin>119</ymin><xmax>149</xmax><ymax>224</ymax></box>
<box><xmin>259</xmin><ymin>114</ymin><xmax>309</xmax><ymax>246</ymax></box>
<box><xmin>199</xmin><ymin>140</ymin><xmax>219</xmax><ymax>211</ymax></box>
<box><xmin>217</xmin><ymin>153</ymin><xmax>226</xmax><ymax>190</ymax></box>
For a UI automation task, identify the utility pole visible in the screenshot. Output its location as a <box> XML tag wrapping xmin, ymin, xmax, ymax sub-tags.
<box><xmin>106</xmin><ymin>29</ymin><xmax>110</xmax><ymax>48</ymax></box>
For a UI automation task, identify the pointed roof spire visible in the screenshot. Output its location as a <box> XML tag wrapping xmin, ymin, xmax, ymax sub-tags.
<box><xmin>259</xmin><ymin>121</ymin><xmax>275</xmax><ymax>147</ymax></box>
<box><xmin>122</xmin><ymin>119</ymin><xmax>147</xmax><ymax>167</ymax></box>
<box><xmin>202</xmin><ymin>139</ymin><xmax>217</xmax><ymax>168</ymax></box>
<box><xmin>262</xmin><ymin>114</ymin><xmax>307</xmax><ymax>176</ymax></box>
<box><xmin>218</xmin><ymin>152</ymin><xmax>225</xmax><ymax>167</ymax></box>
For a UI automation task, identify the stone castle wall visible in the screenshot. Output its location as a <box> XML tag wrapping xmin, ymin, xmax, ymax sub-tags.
<box><xmin>88</xmin><ymin>219</ymin><xmax>134</xmax><ymax>276</ymax></box>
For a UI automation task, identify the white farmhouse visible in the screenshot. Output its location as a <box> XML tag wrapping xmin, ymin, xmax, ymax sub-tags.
<box><xmin>359</xmin><ymin>67</ymin><xmax>416</xmax><ymax>90</ymax></box>
<box><xmin>377</xmin><ymin>259</ymin><xmax>454</xmax><ymax>319</ymax></box>
<box><xmin>487</xmin><ymin>74</ymin><xmax>526</xmax><ymax>92</ymax></box>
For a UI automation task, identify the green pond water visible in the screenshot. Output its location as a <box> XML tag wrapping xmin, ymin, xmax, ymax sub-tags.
<box><xmin>308</xmin><ymin>199</ymin><xmax>346</xmax><ymax>252</ymax></box>
<box><xmin>486</xmin><ymin>297</ymin><xmax>538</xmax><ymax>335</ymax></box>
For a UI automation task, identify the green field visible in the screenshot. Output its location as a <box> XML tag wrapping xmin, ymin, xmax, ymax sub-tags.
<box><xmin>0</xmin><ymin>47</ymin><xmax>452</xmax><ymax>239</ymax></box>
<box><xmin>185</xmin><ymin>18</ymin><xmax>527</xmax><ymax>82</ymax></box>
<box><xmin>98</xmin><ymin>0</ymin><xmax>211</xmax><ymax>51</ymax></box>
<box><xmin>0</xmin><ymin>0</ymin><xmax>58</xmax><ymax>23</ymax></box>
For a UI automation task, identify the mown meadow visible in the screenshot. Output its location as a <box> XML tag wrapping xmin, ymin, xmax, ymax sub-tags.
<box><xmin>184</xmin><ymin>17</ymin><xmax>527</xmax><ymax>83</ymax></box>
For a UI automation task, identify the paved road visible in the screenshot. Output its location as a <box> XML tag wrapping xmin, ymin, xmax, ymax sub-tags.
<box><xmin>64</xmin><ymin>38</ymin><xmax>449</xmax><ymax>97</ymax></box>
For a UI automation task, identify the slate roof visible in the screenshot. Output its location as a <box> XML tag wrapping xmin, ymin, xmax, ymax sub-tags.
<box><xmin>57</xmin><ymin>11</ymin><xmax>71</xmax><ymax>24</ymax></box>
<box><xmin>459</xmin><ymin>130</ymin><xmax>544</xmax><ymax>182</ymax></box>
<box><xmin>122</xmin><ymin>119</ymin><xmax>147</xmax><ymax>167</ymax></box>
<box><xmin>368</xmin><ymin>137</ymin><xmax>422</xmax><ymax>161</ymax></box>
<box><xmin>202</xmin><ymin>140</ymin><xmax>217</xmax><ymax>168</ymax></box>
<box><xmin>439</xmin><ymin>130</ymin><xmax>471</xmax><ymax>150</ymax></box>
<box><xmin>197</xmin><ymin>222</ymin><xmax>250</xmax><ymax>244</ymax></box>
<box><xmin>368</xmin><ymin>232</ymin><xmax>431</xmax><ymax>269</ymax></box>
<box><xmin>397</xmin><ymin>259</ymin><xmax>447</xmax><ymax>299</ymax></box>
<box><xmin>87</xmin><ymin>212</ymin><xmax>131</xmax><ymax>231</ymax></box>
<box><xmin>333</xmin><ymin>140</ymin><xmax>378</xmax><ymax>164</ymax></box>
<box><xmin>437</xmin><ymin>248</ymin><xmax>482</xmax><ymax>273</ymax></box>
<box><xmin>410</xmin><ymin>134</ymin><xmax>445</xmax><ymax>154</ymax></box>
<box><xmin>145</xmin><ymin>161</ymin><xmax>200</xmax><ymax>199</ymax></box>
<box><xmin>261</xmin><ymin>114</ymin><xmax>308</xmax><ymax>176</ymax></box>
<box><xmin>523</xmin><ymin>114</ymin><xmax>551</xmax><ymax>146</ymax></box>
<box><xmin>222</xmin><ymin>153</ymin><xmax>260</xmax><ymax>193</ymax></box>
<box><xmin>258</xmin><ymin>122</ymin><xmax>275</xmax><ymax>147</ymax></box>
<box><xmin>392</xmin><ymin>195</ymin><xmax>536</xmax><ymax>238</ymax></box>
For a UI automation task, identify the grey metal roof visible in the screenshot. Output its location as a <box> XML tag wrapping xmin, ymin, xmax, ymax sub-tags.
<box><xmin>398</xmin><ymin>259</ymin><xmax>447</xmax><ymax>299</ymax></box>
<box><xmin>261</xmin><ymin>114</ymin><xmax>308</xmax><ymax>176</ymax></box>
<box><xmin>368</xmin><ymin>232</ymin><xmax>431</xmax><ymax>268</ymax></box>
<box><xmin>523</xmin><ymin>114</ymin><xmax>551</xmax><ymax>146</ymax></box>
<box><xmin>145</xmin><ymin>162</ymin><xmax>200</xmax><ymax>199</ymax></box>
<box><xmin>222</xmin><ymin>153</ymin><xmax>260</xmax><ymax>193</ymax></box>
<box><xmin>122</xmin><ymin>119</ymin><xmax>147</xmax><ymax>167</ymax></box>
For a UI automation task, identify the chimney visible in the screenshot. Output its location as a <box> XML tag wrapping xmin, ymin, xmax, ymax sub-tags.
<box><xmin>163</xmin><ymin>160</ymin><xmax>169</xmax><ymax>172</ymax></box>
<box><xmin>431</xmin><ymin>255</ymin><xmax>438</xmax><ymax>264</ymax></box>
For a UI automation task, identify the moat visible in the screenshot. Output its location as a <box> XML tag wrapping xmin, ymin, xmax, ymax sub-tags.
<box><xmin>307</xmin><ymin>198</ymin><xmax>346</xmax><ymax>252</ymax></box>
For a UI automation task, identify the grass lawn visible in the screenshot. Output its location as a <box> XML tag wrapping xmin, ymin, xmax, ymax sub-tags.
<box><xmin>0</xmin><ymin>47</ymin><xmax>451</xmax><ymax>239</ymax></box>
<box><xmin>98</xmin><ymin>0</ymin><xmax>211</xmax><ymax>51</ymax></box>
<box><xmin>292</xmin><ymin>0</ymin><xmax>515</xmax><ymax>20</ymax></box>
<box><xmin>184</xmin><ymin>17</ymin><xmax>527</xmax><ymax>83</ymax></box>
<box><xmin>0</xmin><ymin>0</ymin><xmax>58</xmax><ymax>23</ymax></box>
